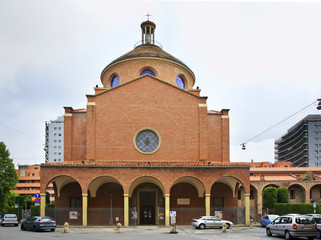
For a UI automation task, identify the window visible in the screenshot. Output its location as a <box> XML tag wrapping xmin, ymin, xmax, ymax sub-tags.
<box><xmin>54</xmin><ymin>127</ymin><xmax>57</xmax><ymax>130</ymax></box>
<box><xmin>290</xmin><ymin>190</ymin><xmax>296</xmax><ymax>199</ymax></box>
<box><xmin>238</xmin><ymin>190</ymin><xmax>242</xmax><ymax>200</ymax></box>
<box><xmin>316</xmin><ymin>163</ymin><xmax>319</xmax><ymax>167</ymax></box>
<box><xmin>140</xmin><ymin>69</ymin><xmax>155</xmax><ymax>76</ymax></box>
<box><xmin>250</xmin><ymin>190</ymin><xmax>254</xmax><ymax>200</ymax></box>
<box><xmin>176</xmin><ymin>76</ymin><xmax>185</xmax><ymax>89</ymax></box>
<box><xmin>54</xmin><ymin>140</ymin><xmax>57</xmax><ymax>143</ymax></box>
<box><xmin>111</xmin><ymin>75</ymin><xmax>119</xmax><ymax>87</ymax></box>
<box><xmin>135</xmin><ymin>129</ymin><xmax>160</xmax><ymax>153</ymax></box>
<box><xmin>70</xmin><ymin>197</ymin><xmax>81</xmax><ymax>209</ymax></box>
<box><xmin>58</xmin><ymin>127</ymin><xmax>61</xmax><ymax>130</ymax></box>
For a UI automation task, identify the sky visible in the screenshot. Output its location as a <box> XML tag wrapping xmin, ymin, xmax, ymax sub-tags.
<box><xmin>0</xmin><ymin>0</ymin><xmax>320</xmax><ymax>167</ymax></box>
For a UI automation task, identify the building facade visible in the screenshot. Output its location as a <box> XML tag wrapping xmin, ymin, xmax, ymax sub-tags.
<box><xmin>39</xmin><ymin>20</ymin><xmax>252</xmax><ymax>227</ymax></box>
<box><xmin>45</xmin><ymin>116</ymin><xmax>64</xmax><ymax>163</ymax></box>
<box><xmin>275</xmin><ymin>115</ymin><xmax>321</xmax><ymax>167</ymax></box>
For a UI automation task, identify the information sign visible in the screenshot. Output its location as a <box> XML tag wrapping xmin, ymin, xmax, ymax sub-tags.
<box><xmin>35</xmin><ymin>193</ymin><xmax>40</xmax><ymax>198</ymax></box>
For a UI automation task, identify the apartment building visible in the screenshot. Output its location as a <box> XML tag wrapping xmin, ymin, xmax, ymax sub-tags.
<box><xmin>45</xmin><ymin>116</ymin><xmax>64</xmax><ymax>163</ymax></box>
<box><xmin>14</xmin><ymin>165</ymin><xmax>54</xmax><ymax>204</ymax></box>
<box><xmin>275</xmin><ymin>114</ymin><xmax>321</xmax><ymax>167</ymax></box>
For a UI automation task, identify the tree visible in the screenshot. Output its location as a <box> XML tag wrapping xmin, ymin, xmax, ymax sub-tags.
<box><xmin>277</xmin><ymin>187</ymin><xmax>289</xmax><ymax>203</ymax></box>
<box><xmin>0</xmin><ymin>142</ymin><xmax>18</xmax><ymax>212</ymax></box>
<box><xmin>263</xmin><ymin>186</ymin><xmax>277</xmax><ymax>209</ymax></box>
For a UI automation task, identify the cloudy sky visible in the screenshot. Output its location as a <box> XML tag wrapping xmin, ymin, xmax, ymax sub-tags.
<box><xmin>1</xmin><ymin>0</ymin><xmax>320</xmax><ymax>167</ymax></box>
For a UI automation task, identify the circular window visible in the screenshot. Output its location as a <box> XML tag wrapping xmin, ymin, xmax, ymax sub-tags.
<box><xmin>135</xmin><ymin>129</ymin><xmax>160</xmax><ymax>154</ymax></box>
<box><xmin>111</xmin><ymin>75</ymin><xmax>119</xmax><ymax>87</ymax></box>
<box><xmin>140</xmin><ymin>69</ymin><xmax>155</xmax><ymax>76</ymax></box>
<box><xmin>176</xmin><ymin>76</ymin><xmax>185</xmax><ymax>89</ymax></box>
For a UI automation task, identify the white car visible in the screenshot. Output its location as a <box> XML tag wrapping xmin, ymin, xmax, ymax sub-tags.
<box><xmin>192</xmin><ymin>216</ymin><xmax>233</xmax><ymax>229</ymax></box>
<box><xmin>1</xmin><ymin>214</ymin><xmax>18</xmax><ymax>227</ymax></box>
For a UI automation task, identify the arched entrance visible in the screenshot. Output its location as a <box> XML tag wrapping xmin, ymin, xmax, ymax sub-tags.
<box><xmin>310</xmin><ymin>184</ymin><xmax>321</xmax><ymax>203</ymax></box>
<box><xmin>211</xmin><ymin>177</ymin><xmax>245</xmax><ymax>224</ymax></box>
<box><xmin>129</xmin><ymin>177</ymin><xmax>165</xmax><ymax>225</ymax></box>
<box><xmin>87</xmin><ymin>176</ymin><xmax>124</xmax><ymax>225</ymax></box>
<box><xmin>48</xmin><ymin>175</ymin><xmax>82</xmax><ymax>225</ymax></box>
<box><xmin>288</xmin><ymin>184</ymin><xmax>306</xmax><ymax>203</ymax></box>
<box><xmin>169</xmin><ymin>176</ymin><xmax>205</xmax><ymax>225</ymax></box>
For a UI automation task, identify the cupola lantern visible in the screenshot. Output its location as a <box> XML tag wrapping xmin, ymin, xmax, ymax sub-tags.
<box><xmin>141</xmin><ymin>20</ymin><xmax>156</xmax><ymax>45</ymax></box>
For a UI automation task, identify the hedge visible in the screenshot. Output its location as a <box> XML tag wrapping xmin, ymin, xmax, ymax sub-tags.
<box><xmin>274</xmin><ymin>203</ymin><xmax>321</xmax><ymax>215</ymax></box>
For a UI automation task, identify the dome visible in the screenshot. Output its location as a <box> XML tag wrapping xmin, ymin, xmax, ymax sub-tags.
<box><xmin>100</xmin><ymin>21</ymin><xmax>195</xmax><ymax>89</ymax></box>
<box><xmin>103</xmin><ymin>44</ymin><xmax>192</xmax><ymax>72</ymax></box>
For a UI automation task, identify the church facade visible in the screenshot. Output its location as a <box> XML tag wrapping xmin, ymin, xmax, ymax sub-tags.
<box><xmin>40</xmin><ymin>20</ymin><xmax>253</xmax><ymax>227</ymax></box>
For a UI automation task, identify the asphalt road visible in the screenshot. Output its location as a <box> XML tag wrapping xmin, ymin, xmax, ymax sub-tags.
<box><xmin>0</xmin><ymin>225</ymin><xmax>312</xmax><ymax>240</ymax></box>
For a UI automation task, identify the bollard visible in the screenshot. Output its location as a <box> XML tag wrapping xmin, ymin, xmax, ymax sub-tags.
<box><xmin>114</xmin><ymin>222</ymin><xmax>122</xmax><ymax>233</ymax></box>
<box><xmin>250</xmin><ymin>219</ymin><xmax>253</xmax><ymax>228</ymax></box>
<box><xmin>64</xmin><ymin>222</ymin><xmax>69</xmax><ymax>233</ymax></box>
<box><xmin>222</xmin><ymin>222</ymin><xmax>227</xmax><ymax>233</ymax></box>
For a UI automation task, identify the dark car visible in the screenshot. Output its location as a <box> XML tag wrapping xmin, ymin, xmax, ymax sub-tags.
<box><xmin>21</xmin><ymin>216</ymin><xmax>56</xmax><ymax>232</ymax></box>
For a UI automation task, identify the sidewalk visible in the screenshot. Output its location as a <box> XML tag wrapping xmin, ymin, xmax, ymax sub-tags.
<box><xmin>55</xmin><ymin>225</ymin><xmax>261</xmax><ymax>235</ymax></box>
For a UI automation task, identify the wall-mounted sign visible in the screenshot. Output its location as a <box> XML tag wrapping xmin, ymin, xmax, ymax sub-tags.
<box><xmin>177</xmin><ymin>198</ymin><xmax>190</xmax><ymax>205</ymax></box>
<box><xmin>69</xmin><ymin>211</ymin><xmax>78</xmax><ymax>219</ymax></box>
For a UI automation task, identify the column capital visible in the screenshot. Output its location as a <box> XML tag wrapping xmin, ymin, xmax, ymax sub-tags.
<box><xmin>82</xmin><ymin>194</ymin><xmax>88</xmax><ymax>197</ymax></box>
<box><xmin>165</xmin><ymin>194</ymin><xmax>170</xmax><ymax>197</ymax></box>
<box><xmin>244</xmin><ymin>193</ymin><xmax>250</xmax><ymax>197</ymax></box>
<box><xmin>124</xmin><ymin>194</ymin><xmax>129</xmax><ymax>197</ymax></box>
<box><xmin>205</xmin><ymin>194</ymin><xmax>211</xmax><ymax>197</ymax></box>
<box><xmin>40</xmin><ymin>193</ymin><xmax>46</xmax><ymax>197</ymax></box>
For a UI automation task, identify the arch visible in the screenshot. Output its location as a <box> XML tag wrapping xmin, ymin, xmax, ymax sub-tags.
<box><xmin>47</xmin><ymin>175</ymin><xmax>80</xmax><ymax>197</ymax></box>
<box><xmin>214</xmin><ymin>176</ymin><xmax>245</xmax><ymax>197</ymax></box>
<box><xmin>128</xmin><ymin>176</ymin><xmax>165</xmax><ymax>197</ymax></box>
<box><xmin>262</xmin><ymin>183</ymin><xmax>280</xmax><ymax>190</ymax></box>
<box><xmin>288</xmin><ymin>184</ymin><xmax>306</xmax><ymax>203</ymax></box>
<box><xmin>310</xmin><ymin>184</ymin><xmax>321</xmax><ymax>203</ymax></box>
<box><xmin>172</xmin><ymin>176</ymin><xmax>205</xmax><ymax>198</ymax></box>
<box><xmin>88</xmin><ymin>176</ymin><xmax>123</xmax><ymax>198</ymax></box>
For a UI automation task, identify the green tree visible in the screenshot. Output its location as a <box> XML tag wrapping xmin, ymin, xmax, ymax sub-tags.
<box><xmin>0</xmin><ymin>142</ymin><xmax>18</xmax><ymax>212</ymax></box>
<box><xmin>277</xmin><ymin>187</ymin><xmax>289</xmax><ymax>203</ymax></box>
<box><xmin>263</xmin><ymin>186</ymin><xmax>277</xmax><ymax>209</ymax></box>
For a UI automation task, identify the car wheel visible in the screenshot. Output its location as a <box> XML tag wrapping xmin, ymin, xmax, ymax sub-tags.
<box><xmin>285</xmin><ymin>231</ymin><xmax>293</xmax><ymax>240</ymax></box>
<box><xmin>199</xmin><ymin>224</ymin><xmax>205</xmax><ymax>229</ymax></box>
<box><xmin>266</xmin><ymin>228</ymin><xmax>272</xmax><ymax>237</ymax></box>
<box><xmin>226</xmin><ymin>223</ymin><xmax>230</xmax><ymax>229</ymax></box>
<box><xmin>50</xmin><ymin>229</ymin><xmax>55</xmax><ymax>232</ymax></box>
<box><xmin>317</xmin><ymin>230</ymin><xmax>321</xmax><ymax>239</ymax></box>
<box><xmin>307</xmin><ymin>237</ymin><xmax>315</xmax><ymax>240</ymax></box>
<box><xmin>21</xmin><ymin>225</ymin><xmax>25</xmax><ymax>231</ymax></box>
<box><xmin>33</xmin><ymin>226</ymin><xmax>37</xmax><ymax>232</ymax></box>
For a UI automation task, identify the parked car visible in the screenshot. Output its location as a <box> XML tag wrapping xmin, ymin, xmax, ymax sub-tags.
<box><xmin>307</xmin><ymin>214</ymin><xmax>321</xmax><ymax>239</ymax></box>
<box><xmin>1</xmin><ymin>214</ymin><xmax>18</xmax><ymax>226</ymax></box>
<box><xmin>261</xmin><ymin>214</ymin><xmax>279</xmax><ymax>227</ymax></box>
<box><xmin>192</xmin><ymin>216</ymin><xmax>233</xmax><ymax>229</ymax></box>
<box><xmin>266</xmin><ymin>214</ymin><xmax>317</xmax><ymax>240</ymax></box>
<box><xmin>21</xmin><ymin>216</ymin><xmax>56</xmax><ymax>232</ymax></box>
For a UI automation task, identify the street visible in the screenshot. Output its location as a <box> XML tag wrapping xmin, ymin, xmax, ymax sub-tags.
<box><xmin>0</xmin><ymin>225</ymin><xmax>307</xmax><ymax>240</ymax></box>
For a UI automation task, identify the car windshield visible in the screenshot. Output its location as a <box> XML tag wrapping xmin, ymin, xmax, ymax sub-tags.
<box><xmin>270</xmin><ymin>215</ymin><xmax>278</xmax><ymax>220</ymax></box>
<box><xmin>5</xmin><ymin>214</ymin><xmax>17</xmax><ymax>218</ymax></box>
<box><xmin>295</xmin><ymin>217</ymin><xmax>314</xmax><ymax>224</ymax></box>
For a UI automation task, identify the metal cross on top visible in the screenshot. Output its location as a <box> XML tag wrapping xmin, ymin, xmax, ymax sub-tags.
<box><xmin>146</xmin><ymin>13</ymin><xmax>151</xmax><ymax>21</ymax></box>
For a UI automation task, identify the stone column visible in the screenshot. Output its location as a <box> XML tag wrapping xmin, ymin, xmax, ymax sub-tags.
<box><xmin>40</xmin><ymin>193</ymin><xmax>46</xmax><ymax>217</ymax></box>
<box><xmin>257</xmin><ymin>190</ymin><xmax>263</xmax><ymax>218</ymax></box>
<box><xmin>205</xmin><ymin>194</ymin><xmax>211</xmax><ymax>216</ymax></box>
<box><xmin>82</xmin><ymin>194</ymin><xmax>88</xmax><ymax>227</ymax></box>
<box><xmin>165</xmin><ymin>194</ymin><xmax>170</xmax><ymax>226</ymax></box>
<box><xmin>124</xmin><ymin>194</ymin><xmax>129</xmax><ymax>226</ymax></box>
<box><xmin>245</xmin><ymin>193</ymin><xmax>250</xmax><ymax>225</ymax></box>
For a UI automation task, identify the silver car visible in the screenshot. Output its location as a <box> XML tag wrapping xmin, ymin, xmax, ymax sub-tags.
<box><xmin>192</xmin><ymin>216</ymin><xmax>233</xmax><ymax>229</ymax></box>
<box><xmin>266</xmin><ymin>214</ymin><xmax>317</xmax><ymax>240</ymax></box>
<box><xmin>1</xmin><ymin>214</ymin><xmax>18</xmax><ymax>227</ymax></box>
